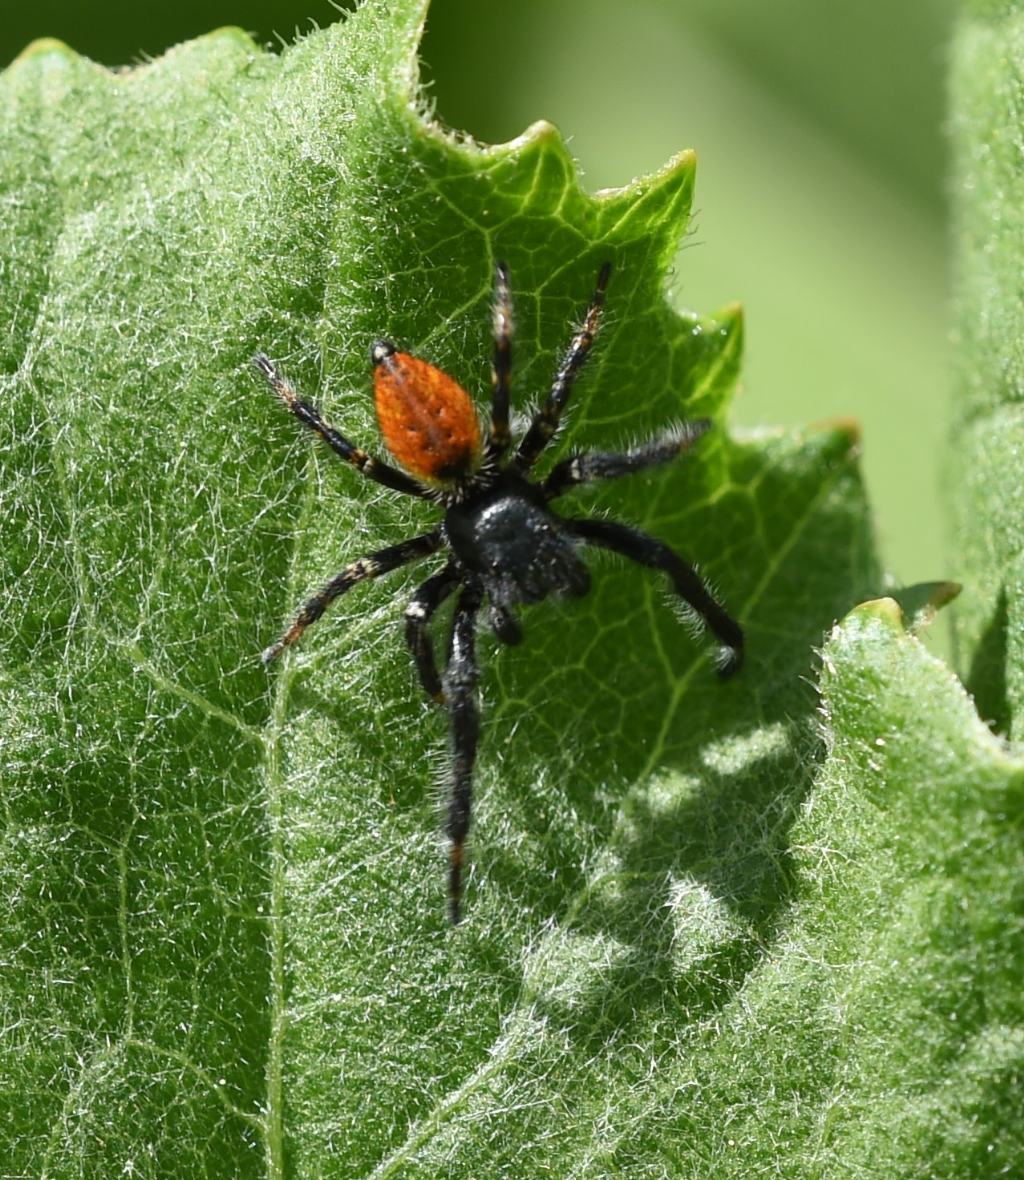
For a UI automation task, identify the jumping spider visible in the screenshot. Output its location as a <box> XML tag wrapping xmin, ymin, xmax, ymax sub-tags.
<box><xmin>256</xmin><ymin>262</ymin><xmax>743</xmax><ymax>923</ymax></box>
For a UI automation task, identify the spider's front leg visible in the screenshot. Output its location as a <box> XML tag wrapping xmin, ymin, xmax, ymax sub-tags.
<box><xmin>444</xmin><ymin>582</ymin><xmax>484</xmax><ymax>924</ymax></box>
<box><xmin>568</xmin><ymin>516</ymin><xmax>744</xmax><ymax>676</ymax></box>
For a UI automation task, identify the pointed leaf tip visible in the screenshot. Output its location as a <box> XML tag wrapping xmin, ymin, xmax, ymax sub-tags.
<box><xmin>846</xmin><ymin>583</ymin><xmax>961</xmax><ymax>636</ymax></box>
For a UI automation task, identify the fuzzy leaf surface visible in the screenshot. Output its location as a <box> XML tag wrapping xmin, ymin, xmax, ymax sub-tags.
<box><xmin>7</xmin><ymin>3</ymin><xmax>1013</xmax><ymax>1176</ymax></box>
<box><xmin>950</xmin><ymin>3</ymin><xmax>1024</xmax><ymax>735</ymax></box>
<box><xmin>373</xmin><ymin>602</ymin><xmax>1024</xmax><ymax>1177</ymax></box>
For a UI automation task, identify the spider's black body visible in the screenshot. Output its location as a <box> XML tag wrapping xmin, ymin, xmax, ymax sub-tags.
<box><xmin>255</xmin><ymin>262</ymin><xmax>743</xmax><ymax>923</ymax></box>
<box><xmin>446</xmin><ymin>469</ymin><xmax>591</xmax><ymax>626</ymax></box>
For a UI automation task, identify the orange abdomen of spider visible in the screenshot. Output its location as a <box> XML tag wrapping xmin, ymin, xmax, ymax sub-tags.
<box><xmin>372</xmin><ymin>341</ymin><xmax>481</xmax><ymax>486</ymax></box>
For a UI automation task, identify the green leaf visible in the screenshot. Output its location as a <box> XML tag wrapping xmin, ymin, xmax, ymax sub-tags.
<box><xmin>949</xmin><ymin>4</ymin><xmax>1024</xmax><ymax>736</ymax></box>
<box><xmin>370</xmin><ymin>602</ymin><xmax>1024</xmax><ymax>1177</ymax></box>
<box><xmin>5</xmin><ymin>2</ymin><xmax>1016</xmax><ymax>1175</ymax></box>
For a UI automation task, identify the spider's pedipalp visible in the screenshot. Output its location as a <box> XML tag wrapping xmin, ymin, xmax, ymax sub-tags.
<box><xmin>488</xmin><ymin>601</ymin><xmax>523</xmax><ymax>646</ymax></box>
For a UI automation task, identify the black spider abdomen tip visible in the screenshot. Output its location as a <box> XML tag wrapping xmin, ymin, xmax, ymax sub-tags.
<box><xmin>370</xmin><ymin>339</ymin><xmax>397</xmax><ymax>366</ymax></box>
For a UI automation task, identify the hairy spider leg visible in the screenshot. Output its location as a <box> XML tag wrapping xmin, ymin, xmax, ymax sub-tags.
<box><xmin>514</xmin><ymin>262</ymin><xmax>612</xmax><ymax>471</ymax></box>
<box><xmin>404</xmin><ymin>561</ymin><xmax>461</xmax><ymax>702</ymax></box>
<box><xmin>542</xmin><ymin>420</ymin><xmax>712</xmax><ymax>500</ymax></box>
<box><xmin>486</xmin><ymin>260</ymin><xmax>513</xmax><ymax>462</ymax></box>
<box><xmin>254</xmin><ymin>353</ymin><xmax>432</xmax><ymax>500</ymax></box>
<box><xmin>262</xmin><ymin>532</ymin><xmax>444</xmax><ymax>665</ymax></box>
<box><xmin>444</xmin><ymin>582</ymin><xmax>484</xmax><ymax>924</ymax></box>
<box><xmin>567</xmin><ymin>516</ymin><xmax>744</xmax><ymax>677</ymax></box>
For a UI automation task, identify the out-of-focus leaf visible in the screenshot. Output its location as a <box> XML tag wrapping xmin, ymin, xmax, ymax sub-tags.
<box><xmin>950</xmin><ymin>3</ymin><xmax>1024</xmax><ymax>737</ymax></box>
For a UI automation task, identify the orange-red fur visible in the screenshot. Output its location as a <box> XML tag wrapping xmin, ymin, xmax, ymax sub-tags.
<box><xmin>374</xmin><ymin>353</ymin><xmax>481</xmax><ymax>484</ymax></box>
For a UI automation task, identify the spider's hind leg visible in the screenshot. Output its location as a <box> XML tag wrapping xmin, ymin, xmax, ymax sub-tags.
<box><xmin>514</xmin><ymin>263</ymin><xmax>611</xmax><ymax>471</ymax></box>
<box><xmin>568</xmin><ymin>516</ymin><xmax>744</xmax><ymax>676</ymax></box>
<box><xmin>253</xmin><ymin>353</ymin><xmax>431</xmax><ymax>500</ymax></box>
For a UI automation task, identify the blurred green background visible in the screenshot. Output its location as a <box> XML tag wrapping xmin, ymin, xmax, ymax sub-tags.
<box><xmin>2</xmin><ymin>0</ymin><xmax>955</xmax><ymax>589</ymax></box>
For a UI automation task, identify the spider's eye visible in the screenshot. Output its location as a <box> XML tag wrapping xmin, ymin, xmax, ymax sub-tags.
<box><xmin>371</xmin><ymin>343</ymin><xmax>481</xmax><ymax>486</ymax></box>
